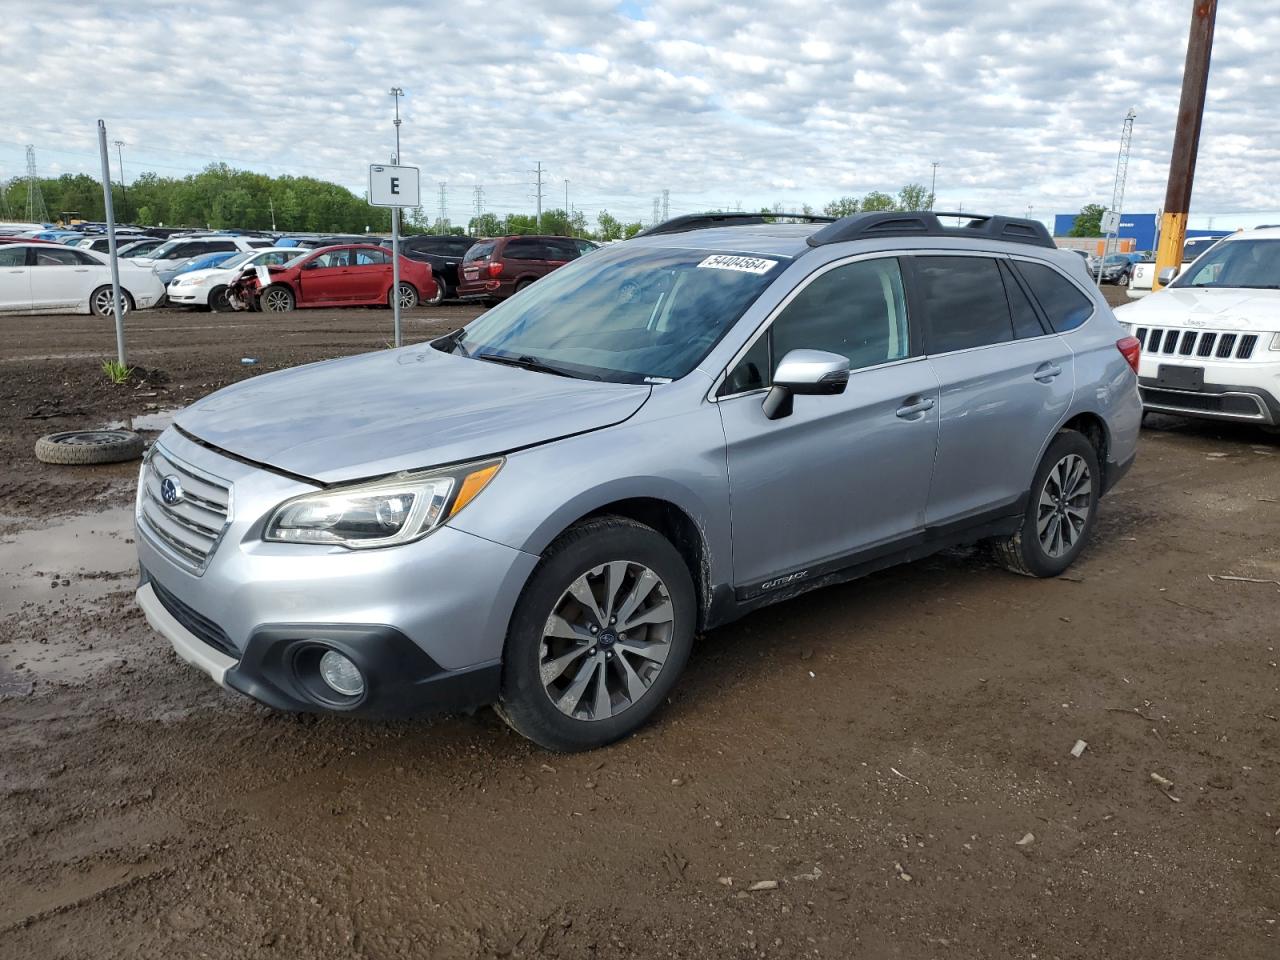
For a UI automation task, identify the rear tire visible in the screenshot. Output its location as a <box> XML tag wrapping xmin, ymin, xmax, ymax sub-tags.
<box><xmin>208</xmin><ymin>285</ymin><xmax>230</xmax><ymax>312</ymax></box>
<box><xmin>496</xmin><ymin>517</ymin><xmax>696</xmax><ymax>752</ymax></box>
<box><xmin>426</xmin><ymin>275</ymin><xmax>448</xmax><ymax>305</ymax></box>
<box><xmin>389</xmin><ymin>282</ymin><xmax>418</xmax><ymax>310</ymax></box>
<box><xmin>515</xmin><ymin>278</ymin><xmax>534</xmax><ymax>294</ymax></box>
<box><xmin>992</xmin><ymin>430</ymin><xmax>1100</xmax><ymax>578</ymax></box>
<box><xmin>259</xmin><ymin>284</ymin><xmax>295</xmax><ymax>312</ymax></box>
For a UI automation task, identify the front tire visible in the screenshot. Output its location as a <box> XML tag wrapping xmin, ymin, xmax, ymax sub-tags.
<box><xmin>90</xmin><ymin>286</ymin><xmax>133</xmax><ymax>318</ymax></box>
<box><xmin>208</xmin><ymin>285</ymin><xmax>230</xmax><ymax>312</ymax></box>
<box><xmin>497</xmin><ymin>517</ymin><xmax>696</xmax><ymax>751</ymax></box>
<box><xmin>259</xmin><ymin>284</ymin><xmax>295</xmax><ymax>312</ymax></box>
<box><xmin>992</xmin><ymin>430</ymin><xmax>1100</xmax><ymax>578</ymax></box>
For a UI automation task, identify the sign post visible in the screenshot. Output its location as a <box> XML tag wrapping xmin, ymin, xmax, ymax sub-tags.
<box><xmin>97</xmin><ymin>120</ymin><xmax>127</xmax><ymax>366</ymax></box>
<box><xmin>369</xmin><ymin>163</ymin><xmax>420</xmax><ymax>347</ymax></box>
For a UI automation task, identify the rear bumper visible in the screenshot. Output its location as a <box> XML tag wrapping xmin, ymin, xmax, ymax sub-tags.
<box><xmin>457</xmin><ymin>277</ymin><xmax>515</xmax><ymax>300</ymax></box>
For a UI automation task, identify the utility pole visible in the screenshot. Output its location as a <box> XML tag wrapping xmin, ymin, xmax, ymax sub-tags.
<box><xmin>532</xmin><ymin>162</ymin><xmax>544</xmax><ymax>231</ymax></box>
<box><xmin>1154</xmin><ymin>0</ymin><xmax>1217</xmax><ymax>290</ymax></box>
<box><xmin>96</xmin><ymin>121</ymin><xmax>126</xmax><ymax>366</ymax></box>
<box><xmin>113</xmin><ymin>140</ymin><xmax>128</xmax><ymax>222</ymax></box>
<box><xmin>269</xmin><ymin>196</ymin><xmax>277</xmax><ymax>231</ymax></box>
<box><xmin>564</xmin><ymin>179</ymin><xmax>570</xmax><ymax>234</ymax></box>
<box><xmin>930</xmin><ymin>161</ymin><xmax>940</xmax><ymax>210</ymax></box>
<box><xmin>438</xmin><ymin>181</ymin><xmax>447</xmax><ymax>229</ymax></box>
<box><xmin>388</xmin><ymin>87</ymin><xmax>405</xmax><ymax>347</ymax></box>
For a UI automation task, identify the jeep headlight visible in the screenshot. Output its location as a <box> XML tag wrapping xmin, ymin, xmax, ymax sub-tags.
<box><xmin>264</xmin><ymin>459</ymin><xmax>501</xmax><ymax>548</ymax></box>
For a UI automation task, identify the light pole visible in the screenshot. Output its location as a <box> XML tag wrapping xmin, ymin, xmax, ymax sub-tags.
<box><xmin>388</xmin><ymin>87</ymin><xmax>404</xmax><ymax>346</ymax></box>
<box><xmin>564</xmin><ymin>179</ymin><xmax>570</xmax><ymax>235</ymax></box>
<box><xmin>929</xmin><ymin>161</ymin><xmax>940</xmax><ymax>210</ymax></box>
<box><xmin>113</xmin><ymin>140</ymin><xmax>128</xmax><ymax>222</ymax></box>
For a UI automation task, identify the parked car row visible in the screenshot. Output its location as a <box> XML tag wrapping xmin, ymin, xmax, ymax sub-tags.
<box><xmin>0</xmin><ymin>242</ymin><xmax>165</xmax><ymax>315</ymax></box>
<box><xmin>225</xmin><ymin>244</ymin><xmax>436</xmax><ymax>312</ymax></box>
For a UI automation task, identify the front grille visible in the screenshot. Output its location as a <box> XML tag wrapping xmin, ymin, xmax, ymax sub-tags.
<box><xmin>150</xmin><ymin>576</ymin><xmax>238</xmax><ymax>659</ymax></box>
<box><xmin>138</xmin><ymin>444</ymin><xmax>232</xmax><ymax>575</ymax></box>
<box><xmin>1134</xmin><ymin>326</ymin><xmax>1259</xmax><ymax>360</ymax></box>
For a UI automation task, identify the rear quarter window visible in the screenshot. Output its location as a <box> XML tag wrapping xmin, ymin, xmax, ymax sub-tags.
<box><xmin>1013</xmin><ymin>261</ymin><xmax>1094</xmax><ymax>332</ymax></box>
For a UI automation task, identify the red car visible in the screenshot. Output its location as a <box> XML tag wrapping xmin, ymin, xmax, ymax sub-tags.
<box><xmin>228</xmin><ymin>244</ymin><xmax>435</xmax><ymax>312</ymax></box>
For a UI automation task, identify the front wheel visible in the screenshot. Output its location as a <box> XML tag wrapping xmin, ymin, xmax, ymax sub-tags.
<box><xmin>208</xmin><ymin>285</ymin><xmax>230</xmax><ymax>312</ymax></box>
<box><xmin>992</xmin><ymin>430</ymin><xmax>1100</xmax><ymax>578</ymax></box>
<box><xmin>90</xmin><ymin>286</ymin><xmax>133</xmax><ymax>318</ymax></box>
<box><xmin>497</xmin><ymin>517</ymin><xmax>696</xmax><ymax>751</ymax></box>
<box><xmin>259</xmin><ymin>284</ymin><xmax>295</xmax><ymax>312</ymax></box>
<box><xmin>390</xmin><ymin>282</ymin><xmax>418</xmax><ymax>310</ymax></box>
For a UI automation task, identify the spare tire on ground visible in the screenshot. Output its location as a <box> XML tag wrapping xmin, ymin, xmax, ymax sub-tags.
<box><xmin>34</xmin><ymin>430</ymin><xmax>145</xmax><ymax>465</ymax></box>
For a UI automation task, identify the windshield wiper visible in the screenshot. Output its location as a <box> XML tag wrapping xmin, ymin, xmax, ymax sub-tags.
<box><xmin>476</xmin><ymin>353</ymin><xmax>599</xmax><ymax>380</ymax></box>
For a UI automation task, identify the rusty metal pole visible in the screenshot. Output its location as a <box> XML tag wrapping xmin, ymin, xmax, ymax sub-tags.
<box><xmin>1153</xmin><ymin>0</ymin><xmax>1217</xmax><ymax>290</ymax></box>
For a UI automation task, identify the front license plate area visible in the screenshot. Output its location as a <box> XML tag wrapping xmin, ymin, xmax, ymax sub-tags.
<box><xmin>1157</xmin><ymin>364</ymin><xmax>1204</xmax><ymax>390</ymax></box>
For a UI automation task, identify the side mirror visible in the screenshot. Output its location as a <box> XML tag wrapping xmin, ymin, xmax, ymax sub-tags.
<box><xmin>761</xmin><ymin>349</ymin><xmax>850</xmax><ymax>420</ymax></box>
<box><xmin>302</xmin><ymin>260</ymin><xmax>319</xmax><ymax>270</ymax></box>
<box><xmin>1157</xmin><ymin>266</ymin><xmax>1179</xmax><ymax>285</ymax></box>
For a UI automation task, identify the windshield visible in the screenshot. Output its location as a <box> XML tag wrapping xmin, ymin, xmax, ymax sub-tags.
<box><xmin>1172</xmin><ymin>239</ymin><xmax>1280</xmax><ymax>289</ymax></box>
<box><xmin>145</xmin><ymin>239</ymin><xmax>189</xmax><ymax>259</ymax></box>
<box><xmin>463</xmin><ymin>241</ymin><xmax>496</xmax><ymax>263</ymax></box>
<box><xmin>1182</xmin><ymin>238</ymin><xmax>1222</xmax><ymax>261</ymax></box>
<box><xmin>440</xmin><ymin>245</ymin><xmax>788</xmax><ymax>383</ymax></box>
<box><xmin>219</xmin><ymin>251</ymin><xmax>256</xmax><ymax>270</ymax></box>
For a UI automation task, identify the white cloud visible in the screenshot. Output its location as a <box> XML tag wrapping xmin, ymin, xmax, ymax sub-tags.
<box><xmin>1</xmin><ymin>0</ymin><xmax>1277</xmax><ymax>227</ymax></box>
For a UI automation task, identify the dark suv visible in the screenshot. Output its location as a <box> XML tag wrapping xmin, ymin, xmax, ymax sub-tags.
<box><xmin>458</xmin><ymin>235</ymin><xmax>598</xmax><ymax>301</ymax></box>
<box><xmin>392</xmin><ymin>234</ymin><xmax>477</xmax><ymax>304</ymax></box>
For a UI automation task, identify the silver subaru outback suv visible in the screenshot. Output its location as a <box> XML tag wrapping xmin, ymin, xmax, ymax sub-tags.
<box><xmin>135</xmin><ymin>211</ymin><xmax>1142</xmax><ymax>751</ymax></box>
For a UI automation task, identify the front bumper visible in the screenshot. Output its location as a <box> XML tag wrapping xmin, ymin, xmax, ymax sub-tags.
<box><xmin>135</xmin><ymin>429</ymin><xmax>539</xmax><ymax>717</ymax></box>
<box><xmin>166</xmin><ymin>283</ymin><xmax>208</xmax><ymax>305</ymax></box>
<box><xmin>1139</xmin><ymin>377</ymin><xmax>1280</xmax><ymax>425</ymax></box>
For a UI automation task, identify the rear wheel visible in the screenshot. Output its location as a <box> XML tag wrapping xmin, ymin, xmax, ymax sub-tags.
<box><xmin>496</xmin><ymin>517</ymin><xmax>696</xmax><ymax>751</ymax></box>
<box><xmin>992</xmin><ymin>430</ymin><xmax>1100</xmax><ymax>578</ymax></box>
<box><xmin>90</xmin><ymin>286</ymin><xmax>133</xmax><ymax>318</ymax></box>
<box><xmin>208</xmin><ymin>285</ymin><xmax>230</xmax><ymax>312</ymax></box>
<box><xmin>425</xmin><ymin>275</ymin><xmax>448</xmax><ymax>305</ymax></box>
<box><xmin>514</xmin><ymin>278</ymin><xmax>534</xmax><ymax>294</ymax></box>
<box><xmin>260</xmin><ymin>284</ymin><xmax>295</xmax><ymax>312</ymax></box>
<box><xmin>390</xmin><ymin>282</ymin><xmax>418</xmax><ymax>310</ymax></box>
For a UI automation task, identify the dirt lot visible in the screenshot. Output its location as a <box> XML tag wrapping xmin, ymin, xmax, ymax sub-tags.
<box><xmin>1</xmin><ymin>292</ymin><xmax>1278</xmax><ymax>959</ymax></box>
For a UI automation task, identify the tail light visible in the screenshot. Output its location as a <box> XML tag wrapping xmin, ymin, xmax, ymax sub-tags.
<box><xmin>487</xmin><ymin>261</ymin><xmax>503</xmax><ymax>278</ymax></box>
<box><xmin>1116</xmin><ymin>336</ymin><xmax>1141</xmax><ymax>373</ymax></box>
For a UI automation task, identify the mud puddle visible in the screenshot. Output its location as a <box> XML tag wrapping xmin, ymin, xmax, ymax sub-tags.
<box><xmin>104</xmin><ymin>407</ymin><xmax>183</xmax><ymax>433</ymax></box>
<box><xmin>0</xmin><ymin>507</ymin><xmax>137</xmax><ymax>613</ymax></box>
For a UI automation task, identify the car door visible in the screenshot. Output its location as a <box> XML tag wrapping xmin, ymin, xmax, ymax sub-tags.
<box><xmin>28</xmin><ymin>246</ymin><xmax>102</xmax><ymax>312</ymax></box>
<box><xmin>909</xmin><ymin>254</ymin><xmax>1075</xmax><ymax>527</ymax></box>
<box><xmin>0</xmin><ymin>247</ymin><xmax>32</xmax><ymax>313</ymax></box>
<box><xmin>297</xmin><ymin>248</ymin><xmax>354</xmax><ymax>303</ymax></box>
<box><xmin>349</xmin><ymin>247</ymin><xmax>391</xmax><ymax>301</ymax></box>
<box><xmin>545</xmin><ymin>239</ymin><xmax>578</xmax><ymax>275</ymax></box>
<box><xmin>718</xmin><ymin>256</ymin><xmax>941</xmax><ymax>592</ymax></box>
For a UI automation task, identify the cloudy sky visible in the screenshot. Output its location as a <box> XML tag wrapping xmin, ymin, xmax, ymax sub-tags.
<box><xmin>2</xmin><ymin>0</ymin><xmax>1278</xmax><ymax>228</ymax></box>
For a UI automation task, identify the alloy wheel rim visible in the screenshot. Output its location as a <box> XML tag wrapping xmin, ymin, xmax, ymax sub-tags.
<box><xmin>263</xmin><ymin>289</ymin><xmax>290</xmax><ymax>311</ymax></box>
<box><xmin>398</xmin><ymin>284</ymin><xmax>415</xmax><ymax>309</ymax></box>
<box><xmin>94</xmin><ymin>290</ymin><xmax>127</xmax><ymax>315</ymax></box>
<box><xmin>540</xmin><ymin>561</ymin><xmax>674</xmax><ymax>722</ymax></box>
<box><xmin>1037</xmin><ymin>454</ymin><xmax>1091</xmax><ymax>558</ymax></box>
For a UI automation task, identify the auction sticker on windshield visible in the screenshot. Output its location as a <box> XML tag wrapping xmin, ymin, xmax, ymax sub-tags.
<box><xmin>697</xmin><ymin>254</ymin><xmax>777</xmax><ymax>274</ymax></box>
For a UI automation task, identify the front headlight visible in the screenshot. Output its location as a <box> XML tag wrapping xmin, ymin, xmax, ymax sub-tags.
<box><xmin>264</xmin><ymin>459</ymin><xmax>502</xmax><ymax>549</ymax></box>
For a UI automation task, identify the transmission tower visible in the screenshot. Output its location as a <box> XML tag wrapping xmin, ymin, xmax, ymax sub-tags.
<box><xmin>652</xmin><ymin>197</ymin><xmax>660</xmax><ymax>225</ymax></box>
<box><xmin>531</xmin><ymin>162</ymin><xmax>544</xmax><ymax>231</ymax></box>
<box><xmin>1102</xmin><ymin>109</ymin><xmax>1137</xmax><ymax>264</ymax></box>
<box><xmin>25</xmin><ymin>146</ymin><xmax>48</xmax><ymax>223</ymax></box>
<box><xmin>661</xmin><ymin>189</ymin><xmax>669</xmax><ymax>221</ymax></box>
<box><xmin>472</xmin><ymin>185</ymin><xmax>484</xmax><ymax>218</ymax></box>
<box><xmin>436</xmin><ymin>181</ymin><xmax>448</xmax><ymax>227</ymax></box>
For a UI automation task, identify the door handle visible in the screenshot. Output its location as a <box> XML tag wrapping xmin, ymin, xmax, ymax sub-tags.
<box><xmin>1034</xmin><ymin>362</ymin><xmax>1063</xmax><ymax>383</ymax></box>
<box><xmin>896</xmin><ymin>395</ymin><xmax>935</xmax><ymax>419</ymax></box>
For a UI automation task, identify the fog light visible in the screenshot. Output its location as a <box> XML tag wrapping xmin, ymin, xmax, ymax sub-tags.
<box><xmin>318</xmin><ymin>650</ymin><xmax>365</xmax><ymax>697</ymax></box>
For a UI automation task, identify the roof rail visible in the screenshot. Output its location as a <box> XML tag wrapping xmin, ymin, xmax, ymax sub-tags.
<box><xmin>635</xmin><ymin>211</ymin><xmax>836</xmax><ymax>238</ymax></box>
<box><xmin>807</xmin><ymin>211</ymin><xmax>1056</xmax><ymax>249</ymax></box>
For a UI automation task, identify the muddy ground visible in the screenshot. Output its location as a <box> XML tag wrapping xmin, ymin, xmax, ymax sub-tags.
<box><xmin>1</xmin><ymin>291</ymin><xmax>1277</xmax><ymax>959</ymax></box>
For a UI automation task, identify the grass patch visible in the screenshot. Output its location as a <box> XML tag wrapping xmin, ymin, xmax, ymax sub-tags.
<box><xmin>102</xmin><ymin>359</ymin><xmax>135</xmax><ymax>385</ymax></box>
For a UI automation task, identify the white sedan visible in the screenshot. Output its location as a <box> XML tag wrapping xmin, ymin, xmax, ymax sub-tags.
<box><xmin>166</xmin><ymin>248</ymin><xmax>304</xmax><ymax>311</ymax></box>
<box><xmin>0</xmin><ymin>242</ymin><xmax>165</xmax><ymax>316</ymax></box>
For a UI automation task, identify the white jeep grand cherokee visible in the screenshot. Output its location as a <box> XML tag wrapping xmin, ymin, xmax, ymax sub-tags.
<box><xmin>1116</xmin><ymin>227</ymin><xmax>1280</xmax><ymax>428</ymax></box>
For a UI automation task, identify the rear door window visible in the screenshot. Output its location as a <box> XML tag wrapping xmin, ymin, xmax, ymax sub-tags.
<box><xmin>546</xmin><ymin>239</ymin><xmax>580</xmax><ymax>261</ymax></box>
<box><xmin>1012</xmin><ymin>261</ymin><xmax>1094</xmax><ymax>332</ymax></box>
<box><xmin>31</xmin><ymin>248</ymin><xmax>83</xmax><ymax>266</ymax></box>
<box><xmin>504</xmin><ymin>239</ymin><xmax>543</xmax><ymax>261</ymax></box>
<box><xmin>0</xmin><ymin>248</ymin><xmax>26</xmax><ymax>267</ymax></box>
<box><xmin>354</xmin><ymin>248</ymin><xmax>389</xmax><ymax>265</ymax></box>
<box><xmin>914</xmin><ymin>256</ymin><xmax>1013</xmax><ymax>354</ymax></box>
<box><xmin>204</xmin><ymin>241</ymin><xmax>239</xmax><ymax>253</ymax></box>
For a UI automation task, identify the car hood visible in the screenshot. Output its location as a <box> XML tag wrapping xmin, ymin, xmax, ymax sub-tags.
<box><xmin>175</xmin><ymin>345</ymin><xmax>652</xmax><ymax>484</ymax></box>
<box><xmin>169</xmin><ymin>266</ymin><xmax>233</xmax><ymax>284</ymax></box>
<box><xmin>1115</xmin><ymin>286</ymin><xmax>1280</xmax><ymax>331</ymax></box>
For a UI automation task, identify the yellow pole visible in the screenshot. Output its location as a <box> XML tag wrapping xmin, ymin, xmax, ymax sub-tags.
<box><xmin>1153</xmin><ymin>211</ymin><xmax>1187</xmax><ymax>289</ymax></box>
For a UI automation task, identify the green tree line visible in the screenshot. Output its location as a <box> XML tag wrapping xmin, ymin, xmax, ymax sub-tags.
<box><xmin>3</xmin><ymin>163</ymin><xmax>938</xmax><ymax>241</ymax></box>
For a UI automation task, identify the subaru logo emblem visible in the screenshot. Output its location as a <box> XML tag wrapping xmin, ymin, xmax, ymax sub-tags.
<box><xmin>160</xmin><ymin>475</ymin><xmax>184</xmax><ymax>506</ymax></box>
